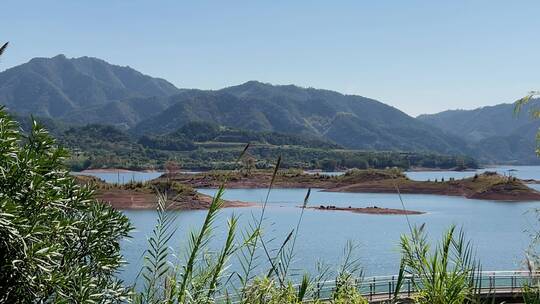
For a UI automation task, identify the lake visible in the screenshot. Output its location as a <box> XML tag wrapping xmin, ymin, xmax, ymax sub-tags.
<box><xmin>405</xmin><ymin>165</ymin><xmax>540</xmax><ymax>181</ymax></box>
<box><xmin>71</xmin><ymin>171</ymin><xmax>164</xmax><ymax>184</ymax></box>
<box><xmin>71</xmin><ymin>165</ymin><xmax>540</xmax><ymax>184</ymax></box>
<box><xmin>120</xmin><ymin>189</ymin><xmax>540</xmax><ymax>284</ymax></box>
<box><xmin>80</xmin><ymin>166</ymin><xmax>540</xmax><ymax>284</ymax></box>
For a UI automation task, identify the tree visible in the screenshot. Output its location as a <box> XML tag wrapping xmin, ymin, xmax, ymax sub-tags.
<box><xmin>241</xmin><ymin>152</ymin><xmax>256</xmax><ymax>176</ymax></box>
<box><xmin>0</xmin><ymin>109</ymin><xmax>132</xmax><ymax>300</ymax></box>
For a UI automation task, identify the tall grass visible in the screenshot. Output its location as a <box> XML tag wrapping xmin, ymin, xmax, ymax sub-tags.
<box><xmin>396</xmin><ymin>224</ymin><xmax>480</xmax><ymax>304</ymax></box>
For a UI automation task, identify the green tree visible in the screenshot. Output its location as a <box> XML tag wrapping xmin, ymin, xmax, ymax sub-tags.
<box><xmin>0</xmin><ymin>108</ymin><xmax>132</xmax><ymax>302</ymax></box>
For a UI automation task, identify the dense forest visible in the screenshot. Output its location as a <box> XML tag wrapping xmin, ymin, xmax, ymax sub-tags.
<box><xmin>13</xmin><ymin>117</ymin><xmax>477</xmax><ymax>171</ymax></box>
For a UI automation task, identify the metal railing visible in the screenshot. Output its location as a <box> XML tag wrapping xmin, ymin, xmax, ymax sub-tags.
<box><xmin>313</xmin><ymin>270</ymin><xmax>540</xmax><ymax>301</ymax></box>
<box><xmin>223</xmin><ymin>270</ymin><xmax>540</xmax><ymax>303</ymax></box>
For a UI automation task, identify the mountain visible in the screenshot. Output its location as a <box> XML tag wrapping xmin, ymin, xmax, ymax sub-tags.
<box><xmin>132</xmin><ymin>81</ymin><xmax>471</xmax><ymax>154</ymax></box>
<box><xmin>0</xmin><ymin>55</ymin><xmax>473</xmax><ymax>157</ymax></box>
<box><xmin>418</xmin><ymin>101</ymin><xmax>540</xmax><ymax>164</ymax></box>
<box><xmin>0</xmin><ymin>55</ymin><xmax>180</xmax><ymax>120</ymax></box>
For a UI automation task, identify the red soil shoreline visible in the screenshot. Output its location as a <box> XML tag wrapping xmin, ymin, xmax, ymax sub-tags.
<box><xmin>97</xmin><ymin>190</ymin><xmax>254</xmax><ymax>210</ymax></box>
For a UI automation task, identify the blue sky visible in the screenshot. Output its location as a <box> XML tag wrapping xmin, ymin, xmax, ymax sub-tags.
<box><xmin>2</xmin><ymin>0</ymin><xmax>539</xmax><ymax>116</ymax></box>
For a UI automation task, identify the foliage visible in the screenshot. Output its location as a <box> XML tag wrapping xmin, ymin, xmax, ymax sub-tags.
<box><xmin>241</xmin><ymin>277</ymin><xmax>306</xmax><ymax>304</ymax></box>
<box><xmin>397</xmin><ymin>224</ymin><xmax>480</xmax><ymax>304</ymax></box>
<box><xmin>15</xmin><ymin>116</ymin><xmax>478</xmax><ymax>171</ymax></box>
<box><xmin>0</xmin><ymin>108</ymin><xmax>132</xmax><ymax>302</ymax></box>
<box><xmin>138</xmin><ymin>134</ymin><xmax>196</xmax><ymax>151</ymax></box>
<box><xmin>523</xmin><ymin>255</ymin><xmax>540</xmax><ymax>304</ymax></box>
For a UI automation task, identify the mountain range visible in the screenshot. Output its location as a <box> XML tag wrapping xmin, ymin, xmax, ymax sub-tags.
<box><xmin>0</xmin><ymin>54</ymin><xmax>538</xmax><ymax>164</ymax></box>
<box><xmin>418</xmin><ymin>101</ymin><xmax>540</xmax><ymax>164</ymax></box>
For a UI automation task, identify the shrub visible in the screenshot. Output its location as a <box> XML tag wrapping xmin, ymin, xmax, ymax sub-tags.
<box><xmin>397</xmin><ymin>225</ymin><xmax>479</xmax><ymax>304</ymax></box>
<box><xmin>0</xmin><ymin>109</ymin><xmax>132</xmax><ymax>302</ymax></box>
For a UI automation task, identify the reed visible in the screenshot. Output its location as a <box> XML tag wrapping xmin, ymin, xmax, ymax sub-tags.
<box><xmin>397</xmin><ymin>224</ymin><xmax>480</xmax><ymax>304</ymax></box>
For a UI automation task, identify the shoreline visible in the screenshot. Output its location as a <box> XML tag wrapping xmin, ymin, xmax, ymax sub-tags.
<box><xmin>306</xmin><ymin>205</ymin><xmax>424</xmax><ymax>215</ymax></box>
<box><xmin>79</xmin><ymin>168</ymin><xmax>162</xmax><ymax>173</ymax></box>
<box><xmin>166</xmin><ymin>170</ymin><xmax>540</xmax><ymax>202</ymax></box>
<box><xmin>97</xmin><ymin>190</ymin><xmax>255</xmax><ymax>210</ymax></box>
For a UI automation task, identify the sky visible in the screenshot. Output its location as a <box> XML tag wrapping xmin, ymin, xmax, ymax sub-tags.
<box><xmin>1</xmin><ymin>0</ymin><xmax>540</xmax><ymax>116</ymax></box>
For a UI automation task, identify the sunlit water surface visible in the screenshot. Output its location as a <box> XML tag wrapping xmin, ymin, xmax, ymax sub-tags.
<box><xmin>80</xmin><ymin>166</ymin><xmax>540</xmax><ymax>284</ymax></box>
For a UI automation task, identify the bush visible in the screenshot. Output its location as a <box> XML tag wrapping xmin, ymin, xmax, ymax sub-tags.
<box><xmin>0</xmin><ymin>109</ymin><xmax>132</xmax><ymax>302</ymax></box>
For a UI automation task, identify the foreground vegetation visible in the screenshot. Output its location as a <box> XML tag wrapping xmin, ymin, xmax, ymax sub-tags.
<box><xmin>0</xmin><ymin>109</ymin><xmax>132</xmax><ymax>302</ymax></box>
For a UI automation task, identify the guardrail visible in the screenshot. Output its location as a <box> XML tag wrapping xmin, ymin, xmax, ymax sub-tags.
<box><xmin>224</xmin><ymin>270</ymin><xmax>540</xmax><ymax>303</ymax></box>
<box><xmin>313</xmin><ymin>270</ymin><xmax>540</xmax><ymax>301</ymax></box>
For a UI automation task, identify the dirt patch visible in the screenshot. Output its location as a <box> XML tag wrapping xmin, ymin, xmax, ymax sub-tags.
<box><xmin>96</xmin><ymin>189</ymin><xmax>254</xmax><ymax>210</ymax></box>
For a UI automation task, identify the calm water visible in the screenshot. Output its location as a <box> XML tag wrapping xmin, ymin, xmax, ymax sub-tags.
<box><xmin>72</xmin><ymin>165</ymin><xmax>540</xmax><ymax>185</ymax></box>
<box><xmin>121</xmin><ymin>187</ymin><xmax>540</xmax><ymax>284</ymax></box>
<box><xmin>405</xmin><ymin>165</ymin><xmax>540</xmax><ymax>181</ymax></box>
<box><xmin>76</xmin><ymin>166</ymin><xmax>540</xmax><ymax>283</ymax></box>
<box><xmin>71</xmin><ymin>171</ymin><xmax>163</xmax><ymax>184</ymax></box>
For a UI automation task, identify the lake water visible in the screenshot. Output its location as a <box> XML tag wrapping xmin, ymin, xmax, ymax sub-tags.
<box><xmin>71</xmin><ymin>171</ymin><xmax>164</xmax><ymax>184</ymax></box>
<box><xmin>120</xmin><ymin>187</ymin><xmax>540</xmax><ymax>284</ymax></box>
<box><xmin>77</xmin><ymin>166</ymin><xmax>540</xmax><ymax>284</ymax></box>
<box><xmin>405</xmin><ymin>165</ymin><xmax>540</xmax><ymax>181</ymax></box>
<box><xmin>72</xmin><ymin>165</ymin><xmax>540</xmax><ymax>185</ymax></box>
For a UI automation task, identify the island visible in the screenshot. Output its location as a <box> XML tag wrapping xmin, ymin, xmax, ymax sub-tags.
<box><xmin>75</xmin><ymin>175</ymin><xmax>253</xmax><ymax>210</ymax></box>
<box><xmin>307</xmin><ymin>205</ymin><xmax>424</xmax><ymax>215</ymax></box>
<box><xmin>163</xmin><ymin>168</ymin><xmax>540</xmax><ymax>201</ymax></box>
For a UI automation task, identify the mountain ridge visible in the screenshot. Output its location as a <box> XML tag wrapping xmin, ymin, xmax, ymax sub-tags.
<box><xmin>0</xmin><ymin>54</ymin><xmax>527</xmax><ymax>162</ymax></box>
<box><xmin>418</xmin><ymin>101</ymin><xmax>540</xmax><ymax>164</ymax></box>
<box><xmin>0</xmin><ymin>54</ymin><xmax>180</xmax><ymax>118</ymax></box>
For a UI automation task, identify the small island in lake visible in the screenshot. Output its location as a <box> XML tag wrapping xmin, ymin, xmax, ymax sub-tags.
<box><xmin>75</xmin><ymin>175</ymin><xmax>253</xmax><ymax>210</ymax></box>
<box><xmin>307</xmin><ymin>205</ymin><xmax>424</xmax><ymax>215</ymax></box>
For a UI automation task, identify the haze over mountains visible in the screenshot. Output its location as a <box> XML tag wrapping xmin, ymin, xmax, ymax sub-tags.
<box><xmin>0</xmin><ymin>54</ymin><xmax>537</xmax><ymax>164</ymax></box>
<box><xmin>418</xmin><ymin>102</ymin><xmax>540</xmax><ymax>164</ymax></box>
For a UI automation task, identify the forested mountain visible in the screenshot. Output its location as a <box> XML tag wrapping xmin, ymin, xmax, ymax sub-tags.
<box><xmin>0</xmin><ymin>55</ymin><xmax>476</xmax><ymax>158</ymax></box>
<box><xmin>0</xmin><ymin>54</ymin><xmax>180</xmax><ymax>119</ymax></box>
<box><xmin>131</xmin><ymin>81</ymin><xmax>471</xmax><ymax>155</ymax></box>
<box><xmin>418</xmin><ymin>101</ymin><xmax>540</xmax><ymax>164</ymax></box>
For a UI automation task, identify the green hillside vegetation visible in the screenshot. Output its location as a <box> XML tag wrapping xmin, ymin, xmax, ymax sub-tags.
<box><xmin>17</xmin><ymin>117</ymin><xmax>476</xmax><ymax>171</ymax></box>
<box><xmin>131</xmin><ymin>82</ymin><xmax>472</xmax><ymax>155</ymax></box>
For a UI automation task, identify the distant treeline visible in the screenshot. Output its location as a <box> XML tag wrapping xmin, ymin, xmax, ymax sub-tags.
<box><xmin>15</xmin><ymin>117</ymin><xmax>477</xmax><ymax>171</ymax></box>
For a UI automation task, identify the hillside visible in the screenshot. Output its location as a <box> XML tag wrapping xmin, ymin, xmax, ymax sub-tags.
<box><xmin>15</xmin><ymin>117</ymin><xmax>474</xmax><ymax>171</ymax></box>
<box><xmin>0</xmin><ymin>55</ymin><xmax>180</xmax><ymax>121</ymax></box>
<box><xmin>418</xmin><ymin>101</ymin><xmax>540</xmax><ymax>164</ymax></box>
<box><xmin>132</xmin><ymin>81</ymin><xmax>472</xmax><ymax>155</ymax></box>
<box><xmin>0</xmin><ymin>56</ymin><xmax>475</xmax><ymax>156</ymax></box>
